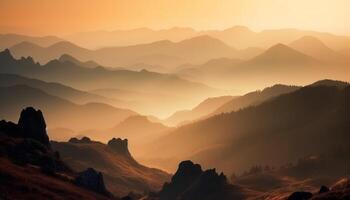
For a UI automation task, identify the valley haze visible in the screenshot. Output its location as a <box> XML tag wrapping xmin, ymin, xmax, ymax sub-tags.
<box><xmin>0</xmin><ymin>1</ymin><xmax>350</xmax><ymax>200</ymax></box>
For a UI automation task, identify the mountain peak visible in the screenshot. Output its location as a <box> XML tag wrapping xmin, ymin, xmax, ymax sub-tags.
<box><xmin>59</xmin><ymin>53</ymin><xmax>78</xmax><ymax>62</ymax></box>
<box><xmin>49</xmin><ymin>41</ymin><xmax>81</xmax><ymax>49</ymax></box>
<box><xmin>310</xmin><ymin>79</ymin><xmax>349</xmax><ymax>88</ymax></box>
<box><xmin>290</xmin><ymin>36</ymin><xmax>330</xmax><ymax>50</ymax></box>
<box><xmin>289</xmin><ymin>36</ymin><xmax>339</xmax><ymax>61</ymax></box>
<box><xmin>247</xmin><ymin>43</ymin><xmax>316</xmax><ymax>65</ymax></box>
<box><xmin>268</xmin><ymin>43</ymin><xmax>290</xmax><ymax>51</ymax></box>
<box><xmin>0</xmin><ymin>49</ymin><xmax>14</xmax><ymax>60</ymax></box>
<box><xmin>225</xmin><ymin>25</ymin><xmax>253</xmax><ymax>33</ymax></box>
<box><xmin>181</xmin><ymin>35</ymin><xmax>219</xmax><ymax>43</ymax></box>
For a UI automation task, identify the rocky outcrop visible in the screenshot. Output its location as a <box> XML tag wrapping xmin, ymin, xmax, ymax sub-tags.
<box><xmin>158</xmin><ymin>160</ymin><xmax>246</xmax><ymax>200</ymax></box>
<box><xmin>0</xmin><ymin>107</ymin><xmax>68</xmax><ymax>173</ymax></box>
<box><xmin>69</xmin><ymin>136</ymin><xmax>92</xmax><ymax>144</ymax></box>
<box><xmin>107</xmin><ymin>138</ymin><xmax>131</xmax><ymax>157</ymax></box>
<box><xmin>18</xmin><ymin>107</ymin><xmax>49</xmax><ymax>146</ymax></box>
<box><xmin>0</xmin><ymin>107</ymin><xmax>49</xmax><ymax>147</ymax></box>
<box><xmin>287</xmin><ymin>191</ymin><xmax>312</xmax><ymax>200</ymax></box>
<box><xmin>74</xmin><ymin>168</ymin><xmax>110</xmax><ymax>197</ymax></box>
<box><xmin>159</xmin><ymin>160</ymin><xmax>202</xmax><ymax>200</ymax></box>
<box><xmin>318</xmin><ymin>186</ymin><xmax>329</xmax><ymax>194</ymax></box>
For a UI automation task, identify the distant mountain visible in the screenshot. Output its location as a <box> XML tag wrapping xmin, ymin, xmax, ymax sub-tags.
<box><xmin>212</xmin><ymin>84</ymin><xmax>300</xmax><ymax>115</ymax></box>
<box><xmin>0</xmin><ymin>33</ymin><xmax>62</xmax><ymax>50</ymax></box>
<box><xmin>145</xmin><ymin>80</ymin><xmax>350</xmax><ymax>174</ymax></box>
<box><xmin>65</xmin><ymin>26</ymin><xmax>350</xmax><ymax>51</ymax></box>
<box><xmin>65</xmin><ymin>27</ymin><xmax>199</xmax><ymax>49</ymax></box>
<box><xmin>0</xmin><ymin>73</ymin><xmax>121</xmax><ymax>106</ymax></box>
<box><xmin>0</xmin><ymin>85</ymin><xmax>136</xmax><ymax>132</ymax></box>
<box><xmin>10</xmin><ymin>41</ymin><xmax>91</xmax><ymax>64</ymax></box>
<box><xmin>52</xmin><ymin>137</ymin><xmax>170</xmax><ymax>196</ymax></box>
<box><xmin>0</xmin><ymin>49</ymin><xmax>222</xmax><ymax>117</ymax></box>
<box><xmin>9</xmin><ymin>35</ymin><xmax>236</xmax><ymax>68</ymax></box>
<box><xmin>177</xmin><ymin>44</ymin><xmax>323</xmax><ymax>92</ymax></box>
<box><xmin>289</xmin><ymin>36</ymin><xmax>347</xmax><ymax>63</ymax></box>
<box><xmin>310</xmin><ymin>79</ymin><xmax>349</xmax><ymax>88</ymax></box>
<box><xmin>165</xmin><ymin>96</ymin><xmax>234</xmax><ymax>126</ymax></box>
<box><xmin>244</xmin><ymin>43</ymin><xmax>318</xmax><ymax>66</ymax></box>
<box><xmin>205</xmin><ymin>26</ymin><xmax>350</xmax><ymax>50</ymax></box>
<box><xmin>58</xmin><ymin>54</ymin><xmax>100</xmax><ymax>68</ymax></box>
<box><xmin>91</xmin><ymin>35</ymin><xmax>236</xmax><ymax>68</ymax></box>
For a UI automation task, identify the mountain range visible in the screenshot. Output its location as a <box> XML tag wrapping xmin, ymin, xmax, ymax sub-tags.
<box><xmin>0</xmin><ymin>49</ymin><xmax>223</xmax><ymax>117</ymax></box>
<box><xmin>0</xmin><ymin>84</ymin><xmax>136</xmax><ymax>131</ymax></box>
<box><xmin>164</xmin><ymin>96</ymin><xmax>234</xmax><ymax>126</ymax></box>
<box><xmin>143</xmin><ymin>80</ymin><xmax>350</xmax><ymax>174</ymax></box>
<box><xmin>178</xmin><ymin>42</ymin><xmax>349</xmax><ymax>92</ymax></box>
<box><xmin>9</xmin><ymin>36</ymin><xmax>238</xmax><ymax>68</ymax></box>
<box><xmin>64</xmin><ymin>26</ymin><xmax>350</xmax><ymax>50</ymax></box>
<box><xmin>0</xmin><ymin>33</ymin><xmax>62</xmax><ymax>50</ymax></box>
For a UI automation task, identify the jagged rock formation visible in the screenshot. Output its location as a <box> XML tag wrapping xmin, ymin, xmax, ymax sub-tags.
<box><xmin>18</xmin><ymin>107</ymin><xmax>49</xmax><ymax>146</ymax></box>
<box><xmin>157</xmin><ymin>160</ymin><xmax>247</xmax><ymax>200</ymax></box>
<box><xmin>75</xmin><ymin>168</ymin><xmax>111</xmax><ymax>197</ymax></box>
<box><xmin>107</xmin><ymin>138</ymin><xmax>131</xmax><ymax>157</ymax></box>
<box><xmin>0</xmin><ymin>107</ymin><xmax>113</xmax><ymax>199</ymax></box>
<box><xmin>0</xmin><ymin>107</ymin><xmax>49</xmax><ymax>146</ymax></box>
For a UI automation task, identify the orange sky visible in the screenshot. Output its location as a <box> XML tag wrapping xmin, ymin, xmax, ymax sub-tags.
<box><xmin>0</xmin><ymin>0</ymin><xmax>349</xmax><ymax>36</ymax></box>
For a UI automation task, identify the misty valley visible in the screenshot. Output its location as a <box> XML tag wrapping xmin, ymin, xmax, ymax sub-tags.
<box><xmin>1</xmin><ymin>5</ymin><xmax>350</xmax><ymax>199</ymax></box>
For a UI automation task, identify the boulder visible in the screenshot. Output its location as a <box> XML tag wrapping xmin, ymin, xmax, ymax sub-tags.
<box><xmin>18</xmin><ymin>107</ymin><xmax>49</xmax><ymax>146</ymax></box>
<box><xmin>318</xmin><ymin>185</ymin><xmax>329</xmax><ymax>194</ymax></box>
<box><xmin>74</xmin><ymin>168</ymin><xmax>110</xmax><ymax>196</ymax></box>
<box><xmin>287</xmin><ymin>191</ymin><xmax>312</xmax><ymax>200</ymax></box>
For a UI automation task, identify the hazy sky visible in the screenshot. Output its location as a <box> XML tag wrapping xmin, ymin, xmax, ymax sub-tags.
<box><xmin>0</xmin><ymin>0</ymin><xmax>349</xmax><ymax>36</ymax></box>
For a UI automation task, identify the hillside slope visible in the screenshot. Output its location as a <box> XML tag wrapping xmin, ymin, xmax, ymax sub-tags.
<box><xmin>52</xmin><ymin>138</ymin><xmax>170</xmax><ymax>196</ymax></box>
<box><xmin>145</xmin><ymin>81</ymin><xmax>350</xmax><ymax>174</ymax></box>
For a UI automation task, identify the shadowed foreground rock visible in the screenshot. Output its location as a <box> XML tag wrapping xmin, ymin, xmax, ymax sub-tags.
<box><xmin>75</xmin><ymin>168</ymin><xmax>111</xmax><ymax>197</ymax></box>
<box><xmin>157</xmin><ymin>160</ymin><xmax>247</xmax><ymax>200</ymax></box>
<box><xmin>0</xmin><ymin>107</ymin><xmax>49</xmax><ymax>146</ymax></box>
<box><xmin>18</xmin><ymin>107</ymin><xmax>49</xmax><ymax>146</ymax></box>
<box><xmin>287</xmin><ymin>191</ymin><xmax>312</xmax><ymax>200</ymax></box>
<box><xmin>0</xmin><ymin>107</ymin><xmax>113</xmax><ymax>199</ymax></box>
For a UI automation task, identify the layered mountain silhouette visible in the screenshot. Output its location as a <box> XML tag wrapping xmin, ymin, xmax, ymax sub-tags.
<box><xmin>10</xmin><ymin>41</ymin><xmax>91</xmax><ymax>64</ymax></box>
<box><xmin>0</xmin><ymin>73</ymin><xmax>121</xmax><ymax>105</ymax></box>
<box><xmin>0</xmin><ymin>107</ymin><xmax>114</xmax><ymax>200</ymax></box>
<box><xmin>165</xmin><ymin>96</ymin><xmax>234</xmax><ymax>126</ymax></box>
<box><xmin>212</xmin><ymin>84</ymin><xmax>300</xmax><ymax>115</ymax></box>
<box><xmin>64</xmin><ymin>26</ymin><xmax>350</xmax><ymax>50</ymax></box>
<box><xmin>0</xmin><ymin>49</ymin><xmax>222</xmax><ymax>117</ymax></box>
<box><xmin>58</xmin><ymin>54</ymin><xmax>100</xmax><ymax>68</ymax></box>
<box><xmin>0</xmin><ymin>33</ymin><xmax>62</xmax><ymax>50</ymax></box>
<box><xmin>145</xmin><ymin>80</ymin><xmax>350</xmax><ymax>174</ymax></box>
<box><xmin>52</xmin><ymin>137</ymin><xmax>170</xmax><ymax>196</ymax></box>
<box><xmin>289</xmin><ymin>36</ymin><xmax>348</xmax><ymax>63</ymax></box>
<box><xmin>9</xmin><ymin>35</ymin><xmax>236</xmax><ymax>68</ymax></box>
<box><xmin>178</xmin><ymin>43</ymin><xmax>338</xmax><ymax>92</ymax></box>
<box><xmin>65</xmin><ymin>27</ymin><xmax>199</xmax><ymax>49</ymax></box>
<box><xmin>0</xmin><ymin>84</ymin><xmax>136</xmax><ymax>132</ymax></box>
